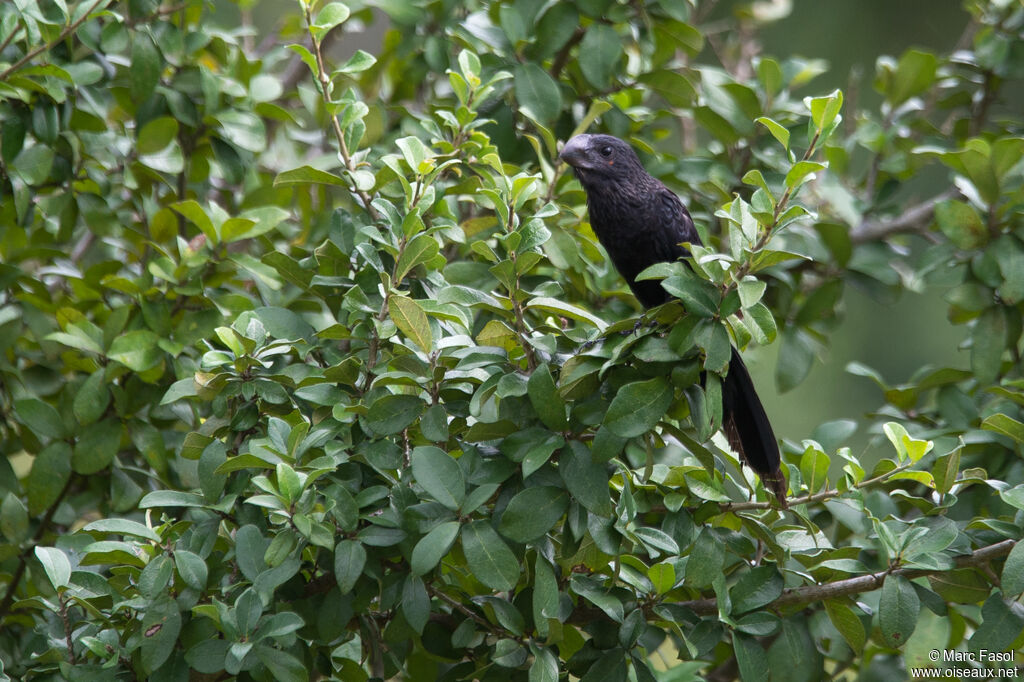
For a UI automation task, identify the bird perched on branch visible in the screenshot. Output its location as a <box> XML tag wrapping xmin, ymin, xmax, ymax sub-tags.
<box><xmin>559</xmin><ymin>133</ymin><xmax>788</xmax><ymax>507</ymax></box>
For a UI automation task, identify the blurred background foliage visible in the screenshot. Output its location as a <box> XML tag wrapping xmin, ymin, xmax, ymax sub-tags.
<box><xmin>2</xmin><ymin>0</ymin><xmax>1024</xmax><ymax>680</ymax></box>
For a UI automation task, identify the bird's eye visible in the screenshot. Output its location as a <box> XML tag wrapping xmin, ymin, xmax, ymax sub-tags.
<box><xmin>599</xmin><ymin>146</ymin><xmax>613</xmax><ymax>157</ymax></box>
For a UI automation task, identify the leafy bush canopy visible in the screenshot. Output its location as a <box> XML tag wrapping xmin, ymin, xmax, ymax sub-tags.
<box><xmin>1</xmin><ymin>0</ymin><xmax>1023</xmax><ymax>680</ymax></box>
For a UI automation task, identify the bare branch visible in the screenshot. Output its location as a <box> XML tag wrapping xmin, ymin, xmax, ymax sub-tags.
<box><xmin>850</xmin><ymin>189</ymin><xmax>959</xmax><ymax>244</ymax></box>
<box><xmin>676</xmin><ymin>539</ymin><xmax>1016</xmax><ymax>615</ymax></box>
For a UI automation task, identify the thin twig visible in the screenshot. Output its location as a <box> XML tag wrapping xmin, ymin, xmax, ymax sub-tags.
<box><xmin>302</xmin><ymin>8</ymin><xmax>379</xmax><ymax>221</ymax></box>
<box><xmin>0</xmin><ymin>0</ymin><xmax>109</xmax><ymax>81</ymax></box>
<box><xmin>851</xmin><ymin>189</ymin><xmax>959</xmax><ymax>245</ymax></box>
<box><xmin>675</xmin><ymin>539</ymin><xmax>1016</xmax><ymax>615</ymax></box>
<box><xmin>719</xmin><ymin>459</ymin><xmax>915</xmax><ymax>513</ymax></box>
<box><xmin>0</xmin><ymin>475</ymin><xmax>76</xmax><ymax>619</ymax></box>
<box><xmin>428</xmin><ymin>584</ymin><xmax>503</xmax><ymax>637</ymax></box>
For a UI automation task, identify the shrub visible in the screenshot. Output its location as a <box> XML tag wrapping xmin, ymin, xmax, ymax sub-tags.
<box><xmin>1</xmin><ymin>0</ymin><xmax>1022</xmax><ymax>680</ymax></box>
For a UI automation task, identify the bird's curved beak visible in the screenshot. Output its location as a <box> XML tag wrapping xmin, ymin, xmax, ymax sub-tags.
<box><xmin>558</xmin><ymin>134</ymin><xmax>592</xmax><ymax>169</ymax></box>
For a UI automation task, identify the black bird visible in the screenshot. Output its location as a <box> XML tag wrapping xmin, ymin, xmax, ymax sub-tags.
<box><xmin>559</xmin><ymin>133</ymin><xmax>788</xmax><ymax>506</ymax></box>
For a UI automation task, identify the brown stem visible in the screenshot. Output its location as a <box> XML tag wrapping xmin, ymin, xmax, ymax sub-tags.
<box><xmin>675</xmin><ymin>539</ymin><xmax>1016</xmax><ymax>615</ymax></box>
<box><xmin>60</xmin><ymin>593</ymin><xmax>76</xmax><ymax>664</ymax></box>
<box><xmin>549</xmin><ymin>27</ymin><xmax>586</xmax><ymax>80</ymax></box>
<box><xmin>303</xmin><ymin>8</ymin><xmax>379</xmax><ymax>221</ymax></box>
<box><xmin>0</xmin><ymin>475</ymin><xmax>77</xmax><ymax>619</ymax></box>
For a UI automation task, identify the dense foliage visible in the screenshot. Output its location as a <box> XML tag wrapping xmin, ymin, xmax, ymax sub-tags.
<box><xmin>1</xmin><ymin>0</ymin><xmax>1023</xmax><ymax>680</ymax></box>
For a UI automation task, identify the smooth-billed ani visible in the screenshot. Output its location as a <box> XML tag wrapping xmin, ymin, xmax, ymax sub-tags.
<box><xmin>559</xmin><ymin>133</ymin><xmax>787</xmax><ymax>506</ymax></box>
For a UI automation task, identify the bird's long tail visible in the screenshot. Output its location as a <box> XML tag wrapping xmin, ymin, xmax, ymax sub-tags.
<box><xmin>721</xmin><ymin>346</ymin><xmax>788</xmax><ymax>507</ymax></box>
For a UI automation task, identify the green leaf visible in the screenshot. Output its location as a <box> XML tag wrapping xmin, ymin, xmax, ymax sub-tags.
<box><xmin>175</xmin><ymin>550</ymin><xmax>208</xmax><ymax>590</ymax></box>
<box><xmin>137</xmin><ymin>117</ymin><xmax>178</xmax><ymax>155</ymax></box>
<box><xmin>971</xmin><ymin>306</ymin><xmax>1006</xmax><ymax>386</ymax></box>
<box><xmin>967</xmin><ymin>592</ymin><xmax>1024</xmax><ymax>655</ymax></box>
<box><xmin>526</xmin><ymin>296</ymin><xmax>607</xmax><ymax>330</ymax></box>
<box><xmin>11</xmin><ymin>144</ymin><xmax>54</xmax><ymax>185</ymax></box>
<box><xmin>255</xmin><ymin>646</ymin><xmax>307</xmax><ymax>682</ymax></box>
<box><xmin>824</xmin><ymin>599</ymin><xmax>865</xmax><ymax>653</ymax></box>
<box><xmin>776</xmin><ymin>328</ymin><xmax>815</xmax><ymax>393</ymax></box>
<box><xmin>1001</xmin><ymin>541</ymin><xmax>1024</xmax><ymax>596</ymax></box>
<box><xmin>389</xmin><ymin>295</ymin><xmax>433</xmax><ymax>353</ymax></box>
<box><xmin>785</xmin><ymin>161</ymin><xmax>826</xmax><ymax>189</ymax></box>
<box><xmin>604</xmin><ymin>377</ymin><xmax>674</xmax><ymax>438</ymax></box>
<box><xmin>394</xmin><ymin>233</ymin><xmax>439</xmax><ymax>283</ymax></box>
<box><xmin>879</xmin><ymin>575</ymin><xmax>918</xmax><ymax>647</ymax></box>
<box><xmin>571</xmin><ymin>575</ymin><xmax>624</xmax><ymax>623</ymax></box>
<box><xmin>410</xmin><ymin>521</ymin><xmax>460</xmax><ymax>575</ymax></box>
<box><xmin>402</xmin><ymin>575</ymin><xmax>430</xmax><ymax>634</ymax></box>
<box><xmin>661</xmin><ymin>276</ymin><xmax>718</xmax><ymax>317</ymax></box>
<box><xmin>733</xmin><ymin>633</ymin><xmax>769</xmax><ymax>682</ymax></box>
<box><xmin>579</xmin><ymin>24</ymin><xmax>622</xmax><ymax>88</ymax></box>
<box><xmin>364</xmin><ymin>394</ymin><xmax>424</xmax><ymax>435</ymax></box>
<box><xmin>515</xmin><ymin>63</ymin><xmax>562</xmax><ymax>123</ymax></box>
<box><xmin>72</xmin><ymin>418</ymin><xmax>122</xmax><ymax>474</ymax></box>
<box><xmin>26</xmin><ymin>442</ymin><xmax>72</xmax><ymax>516</ymax></box>
<box><xmin>498</xmin><ymin>486</ymin><xmax>568</xmax><ymax>543</ymax></box>
<box><xmin>130</xmin><ymin>33</ymin><xmax>161</xmax><ymax>102</ymax></box>
<box><xmin>885</xmin><ymin>50</ymin><xmax>937</xmax><ymax>105</ymax></box>
<box><xmin>334</xmin><ymin>540</ymin><xmax>366</xmax><ymax>593</ymax></box>
<box><xmin>108</xmin><ymin>330</ymin><xmax>162</xmax><ymax>372</ymax></box>
<box><xmin>805</xmin><ymin>88</ymin><xmax>843</xmax><ymax>130</ymax></box>
<box><xmin>533</xmin><ymin>555</ymin><xmax>559</xmax><ymax>637</ymax></box>
<box><xmin>312</xmin><ymin>1</ymin><xmax>350</xmax><ymax>38</ymax></box>
<box><xmin>83</xmin><ymin>518</ymin><xmax>160</xmax><ymax>543</ymax></box>
<box><xmin>685</xmin><ymin>528</ymin><xmax>724</xmax><ymax>588</ymax></box>
<box><xmin>934</xmin><ymin>200</ymin><xmax>986</xmax><ymax>249</ymax></box>
<box><xmin>730</xmin><ymin>566</ymin><xmax>783</xmax><ymax>614</ymax></box>
<box><xmin>139</xmin><ymin>491</ymin><xmax>206</xmax><ymax>508</ymax></box>
<box><xmin>73</xmin><ymin>370</ymin><xmax>110</xmax><ymax>425</ymax></box>
<box><xmin>560</xmin><ymin>442</ymin><xmax>612</xmax><ymax>516</ymax></box>
<box><xmin>15</xmin><ymin>397</ymin><xmax>66</xmax><ymax>439</ymax></box>
<box><xmin>411</xmin><ymin>446</ymin><xmax>465</xmax><ymax>510</ymax></box>
<box><xmin>0</xmin><ymin>493</ymin><xmax>29</xmax><ymax>543</ymax></box>
<box><xmin>274</xmin><ymin>165</ymin><xmax>348</xmax><ymax>187</ymax></box>
<box><xmin>336</xmin><ymin>49</ymin><xmax>376</xmax><ymax>74</ymax></box>
<box><xmin>798</xmin><ymin>444</ymin><xmax>830</xmax><ymax>493</ymax></box>
<box><xmin>755</xmin><ymin>116</ymin><xmax>790</xmax><ymax>150</ymax></box>
<box><xmin>461</xmin><ymin>520</ymin><xmax>520</xmax><ymax>592</ymax></box>
<box><xmin>217</xmin><ymin>111</ymin><xmax>266</xmax><ymax>153</ymax></box>
<box><xmin>932</xmin><ymin>446</ymin><xmax>961</xmax><ymax>496</ymax></box>
<box><xmin>140</xmin><ymin>596</ymin><xmax>181</xmax><ymax>674</ymax></box>
<box><xmin>638</xmin><ymin>69</ymin><xmax>698</xmax><ymax>107</ymax></box>
<box><xmin>981</xmin><ymin>413</ymin><xmax>1024</xmax><ymax>443</ymax></box>
<box><xmin>527</xmin><ymin>364</ymin><xmax>568</xmax><ymax>430</ymax></box>
<box><xmin>528</xmin><ymin>645</ymin><xmax>559</xmax><ymax>682</ymax></box>
<box><xmin>35</xmin><ymin>546</ymin><xmax>72</xmax><ymax>590</ymax></box>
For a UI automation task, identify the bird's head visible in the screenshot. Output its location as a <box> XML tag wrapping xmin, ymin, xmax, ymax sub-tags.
<box><xmin>558</xmin><ymin>134</ymin><xmax>646</xmax><ymax>188</ymax></box>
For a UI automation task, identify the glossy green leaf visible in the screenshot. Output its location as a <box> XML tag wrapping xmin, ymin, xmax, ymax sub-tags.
<box><xmin>527</xmin><ymin>364</ymin><xmax>568</xmax><ymax>430</ymax></box>
<box><xmin>411</xmin><ymin>446</ymin><xmax>465</xmax><ymax>510</ymax></box>
<box><xmin>334</xmin><ymin>540</ymin><xmax>366</xmax><ymax>593</ymax></box>
<box><xmin>389</xmin><ymin>295</ymin><xmax>433</xmax><ymax>353</ymax></box>
<box><xmin>879</xmin><ymin>575</ymin><xmax>918</xmax><ymax>647</ymax></box>
<box><xmin>365</xmin><ymin>394</ymin><xmax>424</xmax><ymax>435</ymax></box>
<box><xmin>604</xmin><ymin>377</ymin><xmax>674</xmax><ymax>438</ymax></box>
<box><xmin>15</xmin><ymin>398</ymin><xmax>66</xmax><ymax>439</ymax></box>
<box><xmin>579</xmin><ymin>24</ymin><xmax>622</xmax><ymax>88</ymax></box>
<box><xmin>461</xmin><ymin>520</ymin><xmax>519</xmax><ymax>592</ymax></box>
<box><xmin>410</xmin><ymin>521</ymin><xmax>460</xmax><ymax>575</ymax></box>
<box><xmin>514</xmin><ymin>63</ymin><xmax>561</xmax><ymax>123</ymax></box>
<box><xmin>498</xmin><ymin>486</ymin><xmax>568</xmax><ymax>542</ymax></box>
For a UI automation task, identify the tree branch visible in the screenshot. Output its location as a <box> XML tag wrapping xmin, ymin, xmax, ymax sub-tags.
<box><xmin>0</xmin><ymin>0</ymin><xmax>109</xmax><ymax>82</ymax></box>
<box><xmin>676</xmin><ymin>539</ymin><xmax>1016</xmax><ymax>616</ymax></box>
<box><xmin>0</xmin><ymin>475</ymin><xmax>76</xmax><ymax>619</ymax></box>
<box><xmin>850</xmin><ymin>189</ymin><xmax>959</xmax><ymax>245</ymax></box>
